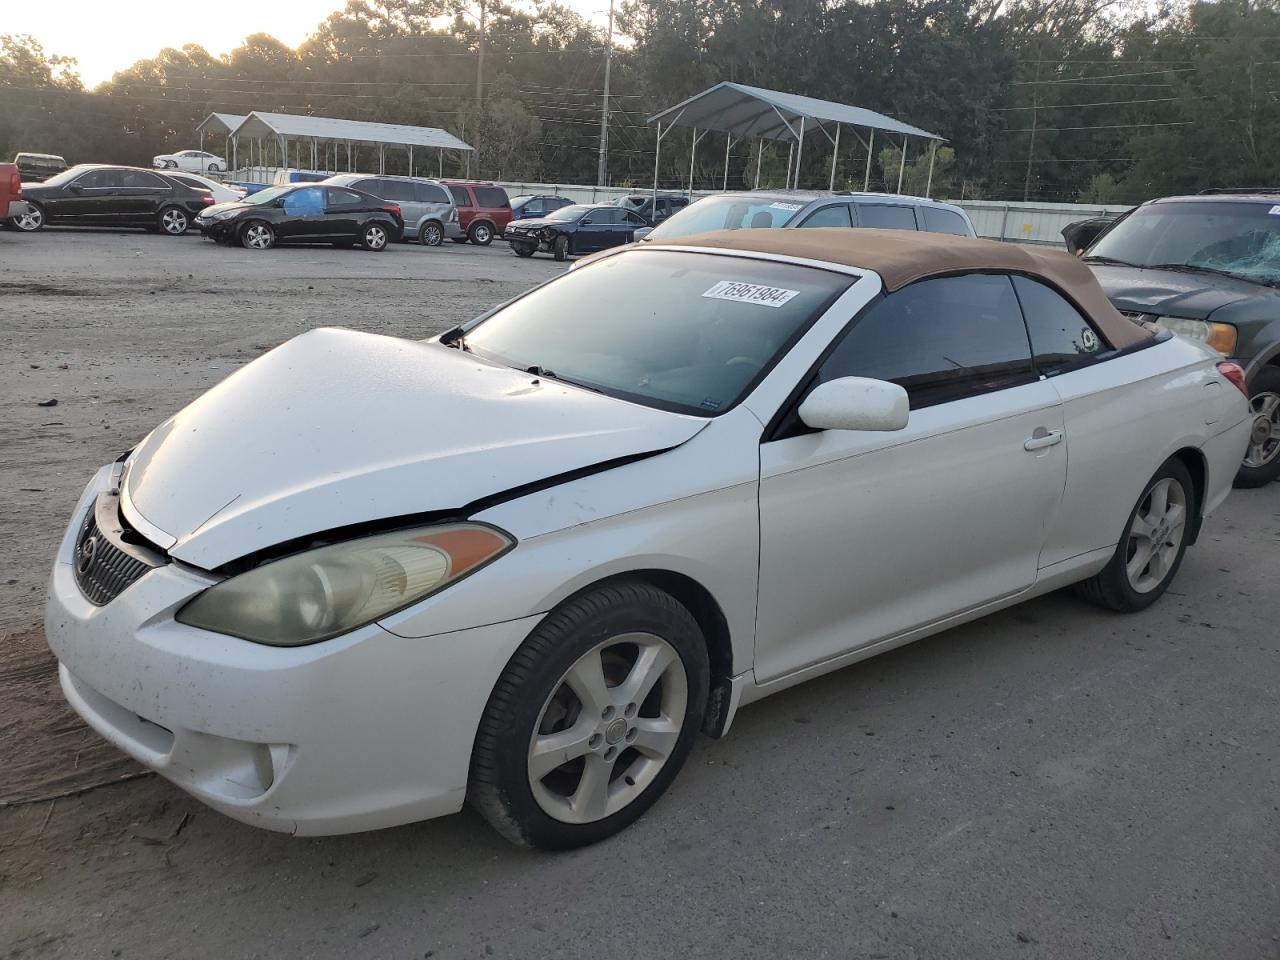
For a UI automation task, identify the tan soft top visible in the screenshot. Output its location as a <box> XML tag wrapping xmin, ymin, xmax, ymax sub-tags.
<box><xmin>669</xmin><ymin>227</ymin><xmax>1152</xmax><ymax>350</ymax></box>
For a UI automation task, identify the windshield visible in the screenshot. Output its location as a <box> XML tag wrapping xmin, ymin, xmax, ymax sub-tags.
<box><xmin>1089</xmin><ymin>201</ymin><xmax>1280</xmax><ymax>286</ymax></box>
<box><xmin>544</xmin><ymin>205</ymin><xmax>590</xmax><ymax>222</ymax></box>
<box><xmin>242</xmin><ymin>185</ymin><xmax>294</xmax><ymax>206</ymax></box>
<box><xmin>645</xmin><ymin>196</ymin><xmax>803</xmax><ymax>242</ymax></box>
<box><xmin>463</xmin><ymin>249</ymin><xmax>853</xmax><ymax>416</ymax></box>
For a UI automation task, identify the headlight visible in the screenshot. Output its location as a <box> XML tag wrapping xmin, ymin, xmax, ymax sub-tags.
<box><xmin>176</xmin><ymin>523</ymin><xmax>514</xmax><ymax>646</ymax></box>
<box><xmin>208</xmin><ymin>208</ymin><xmax>240</xmax><ymax>221</ymax></box>
<box><xmin>1155</xmin><ymin>316</ymin><xmax>1238</xmax><ymax>355</ymax></box>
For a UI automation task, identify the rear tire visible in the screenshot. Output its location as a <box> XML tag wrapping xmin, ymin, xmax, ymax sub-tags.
<box><xmin>1075</xmin><ymin>457</ymin><xmax>1195</xmax><ymax>612</ymax></box>
<box><xmin>158</xmin><ymin>206</ymin><xmax>189</xmax><ymax>236</ymax></box>
<box><xmin>240</xmin><ymin>220</ymin><xmax>275</xmax><ymax>250</ymax></box>
<box><xmin>1233</xmin><ymin>366</ymin><xmax>1280</xmax><ymax>488</ymax></box>
<box><xmin>419</xmin><ymin>221</ymin><xmax>444</xmax><ymax>246</ymax></box>
<box><xmin>361</xmin><ymin>222</ymin><xmax>389</xmax><ymax>251</ymax></box>
<box><xmin>468</xmin><ymin>221</ymin><xmax>494</xmax><ymax>245</ymax></box>
<box><xmin>11</xmin><ymin>203</ymin><xmax>45</xmax><ymax>232</ymax></box>
<box><xmin>470</xmin><ymin>580</ymin><xmax>709</xmax><ymax>849</ymax></box>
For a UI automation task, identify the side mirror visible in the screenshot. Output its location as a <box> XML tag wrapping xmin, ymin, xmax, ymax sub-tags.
<box><xmin>633</xmin><ymin>226</ymin><xmax>653</xmax><ymax>241</ymax></box>
<box><xmin>798</xmin><ymin>377</ymin><xmax>909</xmax><ymax>432</ymax></box>
<box><xmin>1061</xmin><ymin>218</ymin><xmax>1110</xmax><ymax>255</ymax></box>
<box><xmin>69</xmin><ymin>184</ymin><xmax>85</xmax><ymax>194</ymax></box>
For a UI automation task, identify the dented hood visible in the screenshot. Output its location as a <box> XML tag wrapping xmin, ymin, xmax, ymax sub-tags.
<box><xmin>123</xmin><ymin>328</ymin><xmax>705</xmax><ymax>569</ymax></box>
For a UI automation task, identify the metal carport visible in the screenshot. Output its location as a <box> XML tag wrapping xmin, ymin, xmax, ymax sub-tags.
<box><xmin>195</xmin><ymin>113</ymin><xmax>247</xmax><ymax>168</ymax></box>
<box><xmin>647</xmin><ymin>82</ymin><xmax>945</xmax><ymax>199</ymax></box>
<box><xmin>227</xmin><ymin>111</ymin><xmax>474</xmax><ymax>179</ymax></box>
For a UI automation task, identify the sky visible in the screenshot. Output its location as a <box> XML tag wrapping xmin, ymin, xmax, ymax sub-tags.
<box><xmin>12</xmin><ymin>0</ymin><xmax>609</xmax><ymax>88</ymax></box>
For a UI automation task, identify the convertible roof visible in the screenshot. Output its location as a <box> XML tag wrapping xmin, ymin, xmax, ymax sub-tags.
<box><xmin>671</xmin><ymin>228</ymin><xmax>1153</xmax><ymax>350</ymax></box>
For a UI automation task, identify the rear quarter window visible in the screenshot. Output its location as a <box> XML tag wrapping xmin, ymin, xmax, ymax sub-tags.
<box><xmin>416</xmin><ymin>182</ymin><xmax>450</xmax><ymax>204</ymax></box>
<box><xmin>1012</xmin><ymin>275</ymin><xmax>1105</xmax><ymax>374</ymax></box>
<box><xmin>474</xmin><ymin>187</ymin><xmax>510</xmax><ymax>208</ymax></box>
<box><xmin>921</xmin><ymin>207</ymin><xmax>972</xmax><ymax>237</ymax></box>
<box><xmin>856</xmin><ymin>204</ymin><xmax>919</xmax><ymax>230</ymax></box>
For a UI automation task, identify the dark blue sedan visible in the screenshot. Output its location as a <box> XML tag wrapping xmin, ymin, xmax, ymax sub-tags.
<box><xmin>504</xmin><ymin>203</ymin><xmax>651</xmax><ymax>261</ymax></box>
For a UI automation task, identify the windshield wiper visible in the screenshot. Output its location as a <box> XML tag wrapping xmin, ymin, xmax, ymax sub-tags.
<box><xmin>440</xmin><ymin>325</ymin><xmax>470</xmax><ymax>351</ymax></box>
<box><xmin>1082</xmin><ymin>255</ymin><xmax>1138</xmax><ymax>267</ymax></box>
<box><xmin>523</xmin><ymin>364</ymin><xmax>606</xmax><ymax>394</ymax></box>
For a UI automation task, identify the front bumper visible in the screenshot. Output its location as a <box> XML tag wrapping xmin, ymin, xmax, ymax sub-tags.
<box><xmin>195</xmin><ymin>216</ymin><xmax>239</xmax><ymax>241</ymax></box>
<box><xmin>504</xmin><ymin>228</ymin><xmax>553</xmax><ymax>251</ymax></box>
<box><xmin>46</xmin><ymin>469</ymin><xmax>541</xmax><ymax>835</ymax></box>
<box><xmin>7</xmin><ymin>200</ymin><xmax>30</xmax><ymax>219</ymax></box>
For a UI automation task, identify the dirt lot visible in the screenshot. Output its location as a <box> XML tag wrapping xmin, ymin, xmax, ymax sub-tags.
<box><xmin>2</xmin><ymin>229</ymin><xmax>1279</xmax><ymax>960</ymax></box>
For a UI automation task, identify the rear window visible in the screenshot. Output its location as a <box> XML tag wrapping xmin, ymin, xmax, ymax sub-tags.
<box><xmin>856</xmin><ymin>204</ymin><xmax>918</xmax><ymax>230</ymax></box>
<box><xmin>921</xmin><ymin>207</ymin><xmax>972</xmax><ymax>237</ymax></box>
<box><xmin>473</xmin><ymin>186</ymin><xmax>510</xmax><ymax>209</ymax></box>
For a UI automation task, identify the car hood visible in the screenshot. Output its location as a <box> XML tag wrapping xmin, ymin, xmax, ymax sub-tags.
<box><xmin>508</xmin><ymin>216</ymin><xmax>572</xmax><ymax>230</ymax></box>
<box><xmin>122</xmin><ymin>328</ymin><xmax>705</xmax><ymax>569</ymax></box>
<box><xmin>1089</xmin><ymin>263</ymin><xmax>1271</xmax><ymax>320</ymax></box>
<box><xmin>197</xmin><ymin>200</ymin><xmax>251</xmax><ymax>217</ymax></box>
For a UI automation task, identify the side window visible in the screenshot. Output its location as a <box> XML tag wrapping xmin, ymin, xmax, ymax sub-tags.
<box><xmin>327</xmin><ymin>188</ymin><xmax>366</xmax><ymax>206</ymax></box>
<box><xmin>283</xmin><ymin>187</ymin><xmax>326</xmax><ymax>215</ymax></box>
<box><xmin>474</xmin><ymin>187</ymin><xmax>509</xmax><ymax>208</ymax></box>
<box><xmin>1012</xmin><ymin>275</ymin><xmax>1104</xmax><ymax>375</ymax></box>
<box><xmin>857</xmin><ymin>204</ymin><xmax>918</xmax><ymax>230</ymax></box>
<box><xmin>814</xmin><ymin>274</ymin><xmax>1035</xmax><ymax>409</ymax></box>
<box><xmin>623</xmin><ymin>210</ymin><xmax>646</xmax><ymax>225</ymax></box>
<box><xmin>74</xmin><ymin>169</ymin><xmax>113</xmax><ymax>188</ymax></box>
<box><xmin>122</xmin><ymin>170</ymin><xmax>167</xmax><ymax>188</ymax></box>
<box><xmin>798</xmin><ymin>204</ymin><xmax>853</xmax><ymax>228</ymax></box>
<box><xmin>415</xmin><ymin>182</ymin><xmax>450</xmax><ymax>204</ymax></box>
<box><xmin>523</xmin><ymin>202</ymin><xmax>544</xmax><ymax>217</ymax></box>
<box><xmin>379</xmin><ymin>179</ymin><xmax>415</xmax><ymax>203</ymax></box>
<box><xmin>922</xmin><ymin>207</ymin><xmax>972</xmax><ymax>237</ymax></box>
<box><xmin>353</xmin><ymin>179</ymin><xmax>384</xmax><ymax>198</ymax></box>
<box><xmin>449</xmin><ymin>185</ymin><xmax>473</xmax><ymax>207</ymax></box>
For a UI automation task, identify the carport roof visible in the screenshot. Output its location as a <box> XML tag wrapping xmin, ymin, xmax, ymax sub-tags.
<box><xmin>648</xmin><ymin>82</ymin><xmax>944</xmax><ymax>143</ymax></box>
<box><xmin>230</xmin><ymin>111</ymin><xmax>473</xmax><ymax>151</ymax></box>
<box><xmin>195</xmin><ymin>112</ymin><xmax>247</xmax><ymax>136</ymax></box>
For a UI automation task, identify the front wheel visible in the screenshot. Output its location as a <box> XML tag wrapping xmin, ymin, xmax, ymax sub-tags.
<box><xmin>512</xmin><ymin>241</ymin><xmax>535</xmax><ymax>258</ymax></box>
<box><xmin>553</xmin><ymin>235</ymin><xmax>569</xmax><ymax>262</ymax></box>
<box><xmin>468</xmin><ymin>221</ymin><xmax>494</xmax><ymax>245</ymax></box>
<box><xmin>158</xmin><ymin>206</ymin><xmax>189</xmax><ymax>236</ymax></box>
<box><xmin>419</xmin><ymin>221</ymin><xmax>444</xmax><ymax>246</ymax></box>
<box><xmin>1075</xmin><ymin>457</ymin><xmax>1195</xmax><ymax>612</ymax></box>
<box><xmin>207</xmin><ymin>163</ymin><xmax>222</xmax><ymax>173</ymax></box>
<box><xmin>470</xmin><ymin>580</ymin><xmax>709</xmax><ymax>849</ymax></box>
<box><xmin>240</xmin><ymin>220</ymin><xmax>275</xmax><ymax>250</ymax></box>
<box><xmin>361</xmin><ymin>222</ymin><xmax>389</xmax><ymax>251</ymax></box>
<box><xmin>1234</xmin><ymin>366</ymin><xmax>1280</xmax><ymax>488</ymax></box>
<box><xmin>11</xmin><ymin>203</ymin><xmax>45</xmax><ymax>232</ymax></box>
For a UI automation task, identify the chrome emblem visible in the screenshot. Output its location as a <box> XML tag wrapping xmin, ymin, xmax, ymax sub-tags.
<box><xmin>76</xmin><ymin>535</ymin><xmax>99</xmax><ymax>575</ymax></box>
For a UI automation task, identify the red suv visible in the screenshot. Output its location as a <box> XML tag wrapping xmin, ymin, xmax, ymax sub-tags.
<box><xmin>442</xmin><ymin>180</ymin><xmax>512</xmax><ymax>246</ymax></box>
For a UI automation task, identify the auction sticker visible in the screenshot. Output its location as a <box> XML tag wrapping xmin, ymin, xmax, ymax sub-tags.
<box><xmin>703</xmin><ymin>280</ymin><xmax>801</xmax><ymax>308</ymax></box>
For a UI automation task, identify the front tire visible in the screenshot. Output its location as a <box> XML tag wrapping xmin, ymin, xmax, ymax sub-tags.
<box><xmin>207</xmin><ymin>163</ymin><xmax>222</xmax><ymax>173</ymax></box>
<box><xmin>512</xmin><ymin>241</ymin><xmax>535</xmax><ymax>258</ymax></box>
<box><xmin>1234</xmin><ymin>366</ymin><xmax>1280</xmax><ymax>488</ymax></box>
<box><xmin>470</xmin><ymin>580</ymin><xmax>709</xmax><ymax>849</ymax></box>
<box><xmin>553</xmin><ymin>235</ymin><xmax>569</xmax><ymax>262</ymax></box>
<box><xmin>1075</xmin><ymin>457</ymin><xmax>1195</xmax><ymax>612</ymax></box>
<box><xmin>468</xmin><ymin>221</ymin><xmax>494</xmax><ymax>245</ymax></box>
<box><xmin>158</xmin><ymin>206</ymin><xmax>189</xmax><ymax>236</ymax></box>
<box><xmin>240</xmin><ymin>220</ymin><xmax>275</xmax><ymax>250</ymax></box>
<box><xmin>419</xmin><ymin>221</ymin><xmax>444</xmax><ymax>246</ymax></box>
<box><xmin>12</xmin><ymin>203</ymin><xmax>45</xmax><ymax>232</ymax></box>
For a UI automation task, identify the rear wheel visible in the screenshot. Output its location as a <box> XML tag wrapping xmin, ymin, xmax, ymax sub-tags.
<box><xmin>240</xmin><ymin>220</ymin><xmax>275</xmax><ymax>250</ymax></box>
<box><xmin>11</xmin><ymin>203</ymin><xmax>44</xmax><ymax>232</ymax></box>
<box><xmin>1075</xmin><ymin>457</ymin><xmax>1195</xmax><ymax>612</ymax></box>
<box><xmin>361</xmin><ymin>222</ymin><xmax>389</xmax><ymax>251</ymax></box>
<box><xmin>158</xmin><ymin>206</ymin><xmax>189</xmax><ymax>236</ymax></box>
<box><xmin>419</xmin><ymin>221</ymin><xmax>444</xmax><ymax>246</ymax></box>
<box><xmin>1234</xmin><ymin>366</ymin><xmax>1280</xmax><ymax>488</ymax></box>
<box><xmin>470</xmin><ymin>580</ymin><xmax>708</xmax><ymax>849</ymax></box>
<box><xmin>468</xmin><ymin>221</ymin><xmax>494</xmax><ymax>245</ymax></box>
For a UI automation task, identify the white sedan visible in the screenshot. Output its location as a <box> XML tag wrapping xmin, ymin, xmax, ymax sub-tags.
<box><xmin>45</xmin><ymin>230</ymin><xmax>1252</xmax><ymax>848</ymax></box>
<box><xmin>165</xmin><ymin>171</ymin><xmax>246</xmax><ymax>204</ymax></box>
<box><xmin>153</xmin><ymin>150</ymin><xmax>226</xmax><ymax>173</ymax></box>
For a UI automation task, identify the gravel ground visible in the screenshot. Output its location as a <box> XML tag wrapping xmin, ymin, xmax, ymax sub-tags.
<box><xmin>1</xmin><ymin>229</ymin><xmax>1279</xmax><ymax>960</ymax></box>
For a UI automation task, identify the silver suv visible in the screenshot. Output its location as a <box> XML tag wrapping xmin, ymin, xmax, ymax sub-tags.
<box><xmin>637</xmin><ymin>190</ymin><xmax>975</xmax><ymax>243</ymax></box>
<box><xmin>323</xmin><ymin>174</ymin><xmax>461</xmax><ymax>246</ymax></box>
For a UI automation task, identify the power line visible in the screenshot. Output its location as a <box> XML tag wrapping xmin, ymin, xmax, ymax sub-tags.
<box><xmin>1012</xmin><ymin>67</ymin><xmax>1197</xmax><ymax>84</ymax></box>
<box><xmin>988</xmin><ymin>96</ymin><xmax>1179</xmax><ymax>110</ymax></box>
<box><xmin>1006</xmin><ymin>120</ymin><xmax>1194</xmax><ymax>132</ymax></box>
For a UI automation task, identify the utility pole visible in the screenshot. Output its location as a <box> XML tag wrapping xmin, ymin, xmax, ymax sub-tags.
<box><xmin>476</xmin><ymin>0</ymin><xmax>486</xmax><ymax>105</ymax></box>
<box><xmin>596</xmin><ymin>0</ymin><xmax>615</xmax><ymax>186</ymax></box>
<box><xmin>1023</xmin><ymin>58</ymin><xmax>1040</xmax><ymax>202</ymax></box>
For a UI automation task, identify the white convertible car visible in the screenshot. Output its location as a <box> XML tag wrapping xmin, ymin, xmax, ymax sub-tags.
<box><xmin>46</xmin><ymin>230</ymin><xmax>1252</xmax><ymax>848</ymax></box>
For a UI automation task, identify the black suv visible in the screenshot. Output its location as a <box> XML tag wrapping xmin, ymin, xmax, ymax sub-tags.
<box><xmin>13</xmin><ymin>164</ymin><xmax>213</xmax><ymax>236</ymax></box>
<box><xmin>1073</xmin><ymin>193</ymin><xmax>1280</xmax><ymax>487</ymax></box>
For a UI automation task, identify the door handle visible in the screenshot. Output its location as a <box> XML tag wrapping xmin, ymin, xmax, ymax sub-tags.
<box><xmin>1023</xmin><ymin>428</ymin><xmax>1064</xmax><ymax>451</ymax></box>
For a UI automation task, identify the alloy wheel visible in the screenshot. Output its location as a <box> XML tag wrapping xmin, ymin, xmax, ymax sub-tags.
<box><xmin>1244</xmin><ymin>391</ymin><xmax>1280</xmax><ymax>469</ymax></box>
<box><xmin>528</xmin><ymin>632</ymin><xmax>687</xmax><ymax>824</ymax></box>
<box><xmin>421</xmin><ymin>223</ymin><xmax>443</xmax><ymax>246</ymax></box>
<box><xmin>365</xmin><ymin>225</ymin><xmax>387</xmax><ymax>249</ymax></box>
<box><xmin>243</xmin><ymin>223</ymin><xmax>273</xmax><ymax>250</ymax></box>
<box><xmin>1125</xmin><ymin>476</ymin><xmax>1188</xmax><ymax>593</ymax></box>
<box><xmin>13</xmin><ymin>207</ymin><xmax>43</xmax><ymax>231</ymax></box>
<box><xmin>472</xmin><ymin>223</ymin><xmax>492</xmax><ymax>244</ymax></box>
<box><xmin>160</xmin><ymin>209</ymin><xmax>188</xmax><ymax>235</ymax></box>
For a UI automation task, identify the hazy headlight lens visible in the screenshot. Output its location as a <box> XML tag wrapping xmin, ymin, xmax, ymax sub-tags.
<box><xmin>1156</xmin><ymin>316</ymin><xmax>1237</xmax><ymax>355</ymax></box>
<box><xmin>176</xmin><ymin>523</ymin><xmax>513</xmax><ymax>646</ymax></box>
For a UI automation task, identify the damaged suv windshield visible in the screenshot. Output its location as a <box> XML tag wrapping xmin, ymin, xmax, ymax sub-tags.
<box><xmin>1088</xmin><ymin>200</ymin><xmax>1280</xmax><ymax>287</ymax></box>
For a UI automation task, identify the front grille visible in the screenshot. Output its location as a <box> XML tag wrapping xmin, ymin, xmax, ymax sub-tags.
<box><xmin>73</xmin><ymin>494</ymin><xmax>163</xmax><ymax>606</ymax></box>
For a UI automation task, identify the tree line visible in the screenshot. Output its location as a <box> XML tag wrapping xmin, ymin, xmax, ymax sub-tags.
<box><xmin>2</xmin><ymin>0</ymin><xmax>1279</xmax><ymax>204</ymax></box>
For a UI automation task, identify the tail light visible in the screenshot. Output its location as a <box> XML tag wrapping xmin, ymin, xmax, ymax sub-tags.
<box><xmin>8</xmin><ymin>169</ymin><xmax>20</xmax><ymax>198</ymax></box>
<box><xmin>384</xmin><ymin>203</ymin><xmax>402</xmax><ymax>219</ymax></box>
<box><xmin>196</xmin><ymin>192</ymin><xmax>214</xmax><ymax>207</ymax></box>
<box><xmin>1217</xmin><ymin>361</ymin><xmax>1249</xmax><ymax>397</ymax></box>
